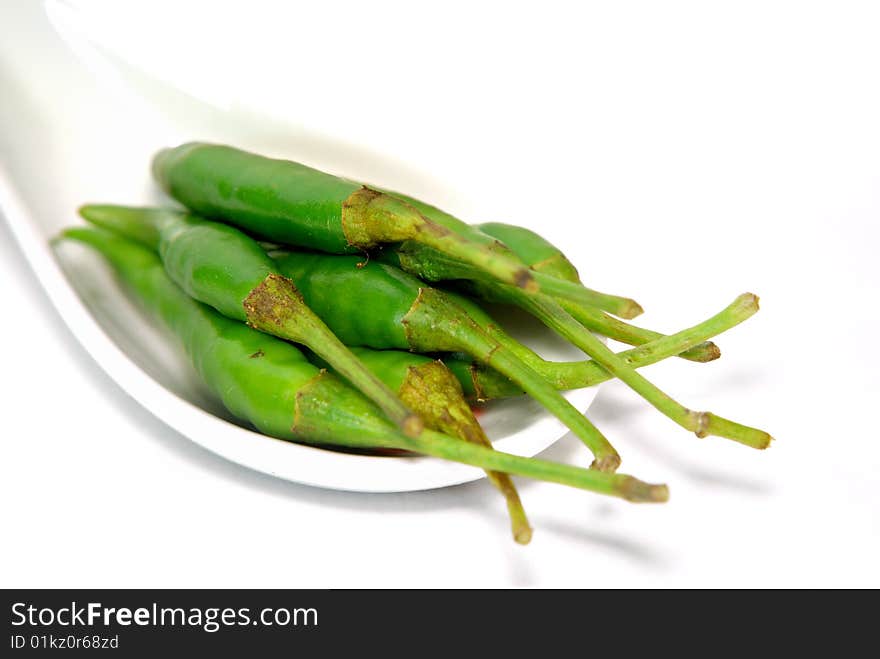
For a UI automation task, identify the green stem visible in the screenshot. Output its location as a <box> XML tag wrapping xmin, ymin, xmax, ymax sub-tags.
<box><xmin>452</xmin><ymin>329</ymin><xmax>621</xmax><ymax>472</ymax></box>
<box><xmin>491</xmin><ymin>292</ymin><xmax>772</xmax><ymax>450</ymax></box>
<box><xmin>531</xmin><ymin>270</ymin><xmax>644</xmax><ymax>319</ymax></box>
<box><xmin>244</xmin><ymin>274</ymin><xmax>424</xmax><ymax>437</ymax></box>
<box><xmin>404</xmin><ymin>288</ymin><xmax>622</xmax><ymax>471</ymax></box>
<box><xmin>498</xmin><ymin>480</ymin><xmax>532</xmax><ymax>544</ymax></box>
<box><xmin>391</xmin><ymin>240</ymin><xmax>716</xmax><ymax>363</ymax></box>
<box><xmin>395</xmin><ymin>431</ymin><xmax>667</xmax><ymax>503</ymax></box>
<box><xmin>468</xmin><ymin>293</ymin><xmax>759</xmax><ymax>399</ymax></box>
<box><xmin>489</xmin><ymin>347</ymin><xmax>621</xmax><ymax>471</ymax></box>
<box><xmin>560</xmin><ymin>300</ymin><xmax>720</xmax><ymax>363</ymax></box>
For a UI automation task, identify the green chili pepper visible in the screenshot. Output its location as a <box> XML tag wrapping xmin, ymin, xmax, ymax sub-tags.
<box><xmin>268</xmin><ymin>251</ymin><xmax>622</xmax><ymax>472</ymax></box>
<box><xmin>58</xmin><ymin>227</ymin><xmax>669</xmax><ymax>509</ymax></box>
<box><xmin>309</xmin><ymin>347</ymin><xmax>532</xmax><ymax>544</ymax></box>
<box><xmin>475</xmin><ymin>222</ymin><xmax>719</xmax><ymax>363</ymax></box>
<box><xmin>151</xmin><ymin>143</ymin><xmax>537</xmax><ymax>292</ymax></box>
<box><xmin>78</xmin><ymin>204</ymin><xmax>424</xmax><ymax>437</ymax></box>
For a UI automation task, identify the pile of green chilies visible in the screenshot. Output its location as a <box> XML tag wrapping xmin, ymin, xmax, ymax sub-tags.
<box><xmin>58</xmin><ymin>143</ymin><xmax>772</xmax><ymax>545</ymax></box>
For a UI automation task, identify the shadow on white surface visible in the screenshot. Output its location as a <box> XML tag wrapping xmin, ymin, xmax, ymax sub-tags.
<box><xmin>589</xmin><ymin>386</ymin><xmax>774</xmax><ymax>496</ymax></box>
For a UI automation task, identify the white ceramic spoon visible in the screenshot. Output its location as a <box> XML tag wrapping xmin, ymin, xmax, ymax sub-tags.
<box><xmin>0</xmin><ymin>0</ymin><xmax>600</xmax><ymax>491</ymax></box>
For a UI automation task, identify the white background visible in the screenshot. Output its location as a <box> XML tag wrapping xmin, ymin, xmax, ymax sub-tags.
<box><xmin>1</xmin><ymin>0</ymin><xmax>879</xmax><ymax>587</ymax></box>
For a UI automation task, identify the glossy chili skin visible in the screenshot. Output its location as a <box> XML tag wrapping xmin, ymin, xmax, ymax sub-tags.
<box><xmin>80</xmin><ymin>205</ymin><xmax>276</xmax><ymax>321</ymax></box>
<box><xmin>153</xmin><ymin>143</ymin><xmax>360</xmax><ymax>253</ymax></box>
<box><xmin>271</xmin><ymin>252</ymin><xmax>414</xmax><ymax>348</ymax></box>
<box><xmin>61</xmin><ymin>228</ymin><xmax>398</xmax><ymax>445</ymax></box>
<box><xmin>153</xmin><ymin>143</ymin><xmax>524</xmax><ymax>261</ymax></box>
<box><xmin>162</xmin><ymin>217</ymin><xmax>276</xmax><ymax>321</ymax></box>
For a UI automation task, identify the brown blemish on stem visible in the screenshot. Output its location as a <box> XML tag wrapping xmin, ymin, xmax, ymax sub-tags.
<box><xmin>591</xmin><ymin>454</ymin><xmax>623</xmax><ymax>473</ymax></box>
<box><xmin>515</xmin><ymin>268</ymin><xmax>536</xmax><ymax>291</ymax></box>
<box><xmin>619</xmin><ymin>477</ymin><xmax>670</xmax><ymax>503</ymax></box>
<box><xmin>692</xmin><ymin>411</ymin><xmax>711</xmax><ymax>438</ymax></box>
<box><xmin>469</xmin><ymin>362</ymin><xmax>488</xmax><ymax>402</ymax></box>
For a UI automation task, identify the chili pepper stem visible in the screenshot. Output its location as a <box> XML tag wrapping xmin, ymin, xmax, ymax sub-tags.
<box><xmin>388</xmin><ymin>431</ymin><xmax>665</xmax><ymax>503</ymax></box>
<box><xmin>531</xmin><ymin>270</ymin><xmax>644</xmax><ymax>319</ymax></box>
<box><xmin>493</xmin><ymin>291</ymin><xmax>773</xmax><ymax>449</ymax></box>
<box><xmin>505</xmin><ymin>488</ymin><xmax>533</xmax><ymax>544</ymax></box>
<box><xmin>559</xmin><ymin>300</ymin><xmax>720</xmax><ymax>363</ymax></box>
<box><xmin>615</xmin><ymin>294</ymin><xmax>755</xmax><ymax>371</ymax></box>
<box><xmin>399</xmin><ymin>361</ymin><xmax>532</xmax><ymax>543</ymax></box>
<box><xmin>342</xmin><ymin>188</ymin><xmax>537</xmax><ymax>292</ymax></box>
<box><xmin>515</xmin><ymin>230</ymin><xmax>719</xmax><ymax>361</ymax></box>
<box><xmin>392</xmin><ymin>241</ymin><xmax>713</xmax><ymax>362</ymax></box>
<box><xmin>486</xmin><ymin>347</ymin><xmax>622</xmax><ymax>471</ymax></box>
<box><xmin>465</xmin><ymin>292</ymin><xmax>759</xmax><ymax>400</ymax></box>
<box><xmin>403</xmin><ymin>289</ymin><xmax>622</xmax><ymax>472</ymax></box>
<box><xmin>244</xmin><ymin>274</ymin><xmax>424</xmax><ymax>437</ymax></box>
<box><xmin>403</xmin><ymin>431</ymin><xmax>667</xmax><ymax>502</ymax></box>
